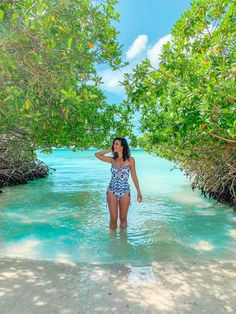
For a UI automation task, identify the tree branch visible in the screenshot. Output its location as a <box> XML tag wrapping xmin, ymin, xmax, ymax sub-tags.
<box><xmin>210</xmin><ymin>133</ymin><xmax>236</xmax><ymax>144</ymax></box>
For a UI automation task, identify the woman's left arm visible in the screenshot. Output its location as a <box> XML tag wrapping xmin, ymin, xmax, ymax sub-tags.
<box><xmin>130</xmin><ymin>157</ymin><xmax>143</xmax><ymax>202</ymax></box>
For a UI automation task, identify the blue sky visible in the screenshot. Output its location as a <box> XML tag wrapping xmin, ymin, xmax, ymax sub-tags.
<box><xmin>116</xmin><ymin>0</ymin><xmax>192</xmax><ymax>54</ymax></box>
<box><xmin>98</xmin><ymin>0</ymin><xmax>192</xmax><ymax>135</ymax></box>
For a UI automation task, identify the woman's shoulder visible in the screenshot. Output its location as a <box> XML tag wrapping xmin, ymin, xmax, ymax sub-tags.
<box><xmin>128</xmin><ymin>157</ymin><xmax>134</xmax><ymax>165</ymax></box>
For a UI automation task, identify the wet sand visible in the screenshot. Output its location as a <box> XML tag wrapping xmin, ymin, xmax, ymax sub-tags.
<box><xmin>0</xmin><ymin>256</ymin><xmax>236</xmax><ymax>313</ymax></box>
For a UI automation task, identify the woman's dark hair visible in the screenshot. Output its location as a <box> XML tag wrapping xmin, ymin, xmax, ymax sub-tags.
<box><xmin>111</xmin><ymin>137</ymin><xmax>131</xmax><ymax>161</ymax></box>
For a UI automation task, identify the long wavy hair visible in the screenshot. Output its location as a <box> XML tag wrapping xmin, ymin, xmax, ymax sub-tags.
<box><xmin>111</xmin><ymin>137</ymin><xmax>131</xmax><ymax>161</ymax></box>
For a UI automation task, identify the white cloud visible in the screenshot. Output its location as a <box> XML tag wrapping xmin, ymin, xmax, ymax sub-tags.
<box><xmin>126</xmin><ymin>34</ymin><xmax>148</xmax><ymax>60</ymax></box>
<box><xmin>98</xmin><ymin>68</ymin><xmax>128</xmax><ymax>95</ymax></box>
<box><xmin>99</xmin><ymin>33</ymin><xmax>173</xmax><ymax>94</ymax></box>
<box><xmin>147</xmin><ymin>34</ymin><xmax>172</xmax><ymax>68</ymax></box>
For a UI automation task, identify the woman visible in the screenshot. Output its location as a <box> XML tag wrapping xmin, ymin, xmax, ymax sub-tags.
<box><xmin>95</xmin><ymin>137</ymin><xmax>142</xmax><ymax>230</ymax></box>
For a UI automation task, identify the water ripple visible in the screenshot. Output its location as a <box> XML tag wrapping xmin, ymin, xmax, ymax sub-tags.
<box><xmin>0</xmin><ymin>149</ymin><xmax>235</xmax><ymax>264</ymax></box>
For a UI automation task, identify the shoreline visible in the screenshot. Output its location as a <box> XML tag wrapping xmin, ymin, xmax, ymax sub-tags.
<box><xmin>0</xmin><ymin>255</ymin><xmax>235</xmax><ymax>313</ymax></box>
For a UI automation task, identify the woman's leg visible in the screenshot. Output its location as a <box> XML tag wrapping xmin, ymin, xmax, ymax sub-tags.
<box><xmin>119</xmin><ymin>191</ymin><xmax>130</xmax><ymax>229</ymax></box>
<box><xmin>107</xmin><ymin>189</ymin><xmax>119</xmax><ymax>230</ymax></box>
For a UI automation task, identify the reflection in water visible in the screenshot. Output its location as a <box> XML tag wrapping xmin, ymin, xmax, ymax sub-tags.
<box><xmin>0</xmin><ymin>149</ymin><xmax>235</xmax><ymax>265</ymax></box>
<box><xmin>108</xmin><ymin>228</ymin><xmax>133</xmax><ymax>261</ymax></box>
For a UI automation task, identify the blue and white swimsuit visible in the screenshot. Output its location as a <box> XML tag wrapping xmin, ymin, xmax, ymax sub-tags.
<box><xmin>106</xmin><ymin>162</ymin><xmax>131</xmax><ymax>207</ymax></box>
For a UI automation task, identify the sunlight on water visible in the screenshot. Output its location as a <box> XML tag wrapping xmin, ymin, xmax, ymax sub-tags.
<box><xmin>0</xmin><ymin>149</ymin><xmax>235</xmax><ymax>265</ymax></box>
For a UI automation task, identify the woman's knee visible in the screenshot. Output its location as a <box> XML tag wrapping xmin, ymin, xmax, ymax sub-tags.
<box><xmin>110</xmin><ymin>216</ymin><xmax>118</xmax><ymax>224</ymax></box>
<box><xmin>120</xmin><ymin>217</ymin><xmax>127</xmax><ymax>224</ymax></box>
<box><xmin>109</xmin><ymin>220</ymin><xmax>117</xmax><ymax>230</ymax></box>
<box><xmin>120</xmin><ymin>219</ymin><xmax>127</xmax><ymax>228</ymax></box>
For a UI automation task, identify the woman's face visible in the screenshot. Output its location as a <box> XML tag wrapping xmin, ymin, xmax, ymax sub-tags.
<box><xmin>113</xmin><ymin>140</ymin><xmax>123</xmax><ymax>153</ymax></box>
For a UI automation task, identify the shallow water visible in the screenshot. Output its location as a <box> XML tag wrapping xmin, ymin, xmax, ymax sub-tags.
<box><xmin>0</xmin><ymin>149</ymin><xmax>235</xmax><ymax>265</ymax></box>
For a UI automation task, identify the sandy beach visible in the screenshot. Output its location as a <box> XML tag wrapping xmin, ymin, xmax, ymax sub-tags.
<box><xmin>0</xmin><ymin>256</ymin><xmax>235</xmax><ymax>314</ymax></box>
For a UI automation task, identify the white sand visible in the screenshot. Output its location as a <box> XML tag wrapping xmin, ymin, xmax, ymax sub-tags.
<box><xmin>0</xmin><ymin>256</ymin><xmax>236</xmax><ymax>313</ymax></box>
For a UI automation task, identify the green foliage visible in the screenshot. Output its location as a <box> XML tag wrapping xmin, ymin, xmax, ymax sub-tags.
<box><xmin>0</xmin><ymin>0</ymin><xmax>135</xmax><ymax>151</ymax></box>
<box><xmin>123</xmin><ymin>0</ymin><xmax>236</xmax><ymax>204</ymax></box>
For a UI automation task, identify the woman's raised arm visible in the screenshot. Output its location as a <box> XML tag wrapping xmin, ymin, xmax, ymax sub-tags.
<box><xmin>94</xmin><ymin>149</ymin><xmax>113</xmax><ymax>164</ymax></box>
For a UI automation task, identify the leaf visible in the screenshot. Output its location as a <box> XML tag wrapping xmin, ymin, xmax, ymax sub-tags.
<box><xmin>0</xmin><ymin>9</ymin><xmax>4</xmax><ymax>21</ymax></box>
<box><xmin>68</xmin><ymin>38</ymin><xmax>73</xmax><ymax>49</ymax></box>
<box><xmin>89</xmin><ymin>42</ymin><xmax>94</xmax><ymax>49</ymax></box>
<box><xmin>24</xmin><ymin>114</ymin><xmax>33</xmax><ymax>118</ymax></box>
<box><xmin>222</xmin><ymin>109</ymin><xmax>230</xmax><ymax>114</ymax></box>
<box><xmin>24</xmin><ymin>100</ymin><xmax>31</xmax><ymax>110</ymax></box>
<box><xmin>49</xmin><ymin>39</ymin><xmax>56</xmax><ymax>49</ymax></box>
<box><xmin>57</xmin><ymin>25</ymin><xmax>65</xmax><ymax>31</ymax></box>
<box><xmin>60</xmin><ymin>89</ymin><xmax>68</xmax><ymax>95</ymax></box>
<box><xmin>3</xmin><ymin>95</ymin><xmax>13</xmax><ymax>103</ymax></box>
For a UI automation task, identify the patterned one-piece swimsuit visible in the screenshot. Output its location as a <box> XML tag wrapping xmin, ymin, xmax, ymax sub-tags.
<box><xmin>106</xmin><ymin>162</ymin><xmax>131</xmax><ymax>207</ymax></box>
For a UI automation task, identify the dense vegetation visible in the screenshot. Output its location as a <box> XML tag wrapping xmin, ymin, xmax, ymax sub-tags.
<box><xmin>0</xmin><ymin>0</ymin><xmax>136</xmax><ymax>188</ymax></box>
<box><xmin>122</xmin><ymin>0</ymin><xmax>236</xmax><ymax>206</ymax></box>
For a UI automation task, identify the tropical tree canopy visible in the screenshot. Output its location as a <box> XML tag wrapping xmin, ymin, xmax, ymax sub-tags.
<box><xmin>0</xmin><ymin>0</ymin><xmax>136</xmax><ymax>151</ymax></box>
<box><xmin>122</xmin><ymin>0</ymin><xmax>236</xmax><ymax>204</ymax></box>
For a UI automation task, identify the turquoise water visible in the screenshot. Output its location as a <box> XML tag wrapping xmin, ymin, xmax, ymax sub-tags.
<box><xmin>0</xmin><ymin>149</ymin><xmax>235</xmax><ymax>265</ymax></box>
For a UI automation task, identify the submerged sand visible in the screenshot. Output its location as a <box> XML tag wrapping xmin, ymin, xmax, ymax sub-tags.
<box><xmin>0</xmin><ymin>256</ymin><xmax>235</xmax><ymax>314</ymax></box>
